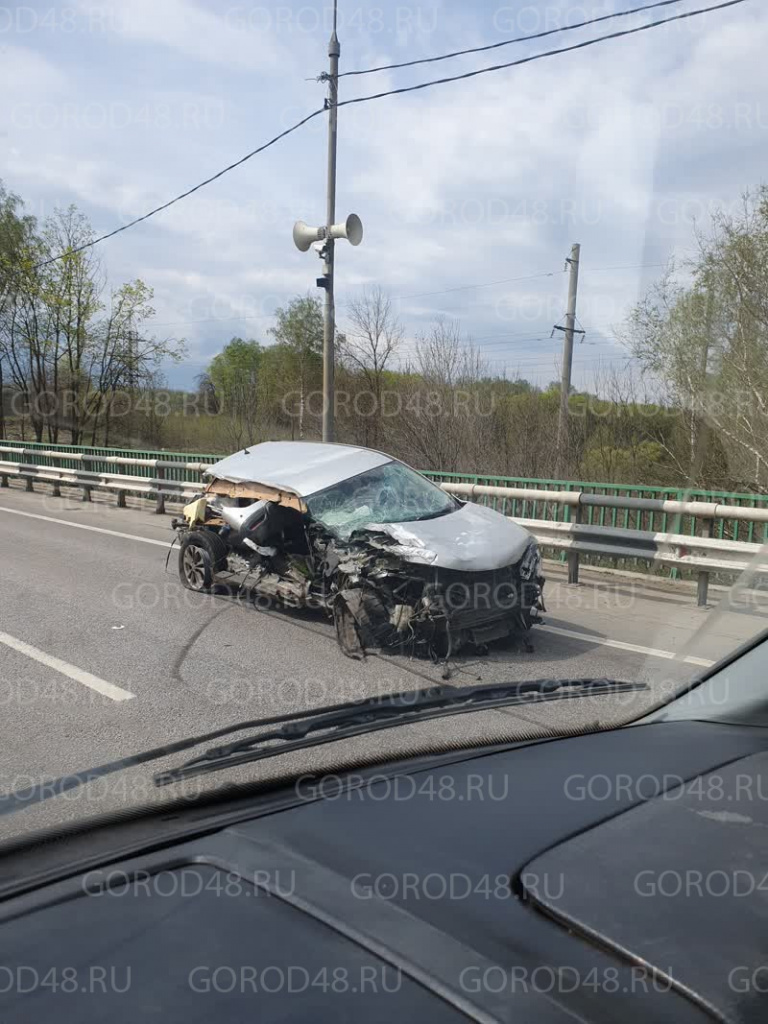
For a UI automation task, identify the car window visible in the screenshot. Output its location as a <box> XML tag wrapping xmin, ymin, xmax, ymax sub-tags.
<box><xmin>306</xmin><ymin>462</ymin><xmax>458</xmax><ymax>538</ymax></box>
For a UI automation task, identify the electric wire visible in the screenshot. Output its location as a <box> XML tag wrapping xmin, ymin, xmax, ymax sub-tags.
<box><xmin>29</xmin><ymin>0</ymin><xmax>747</xmax><ymax>268</ymax></box>
<box><xmin>338</xmin><ymin>0</ymin><xmax>690</xmax><ymax>77</ymax></box>
<box><xmin>336</xmin><ymin>0</ymin><xmax>749</xmax><ymax>110</ymax></box>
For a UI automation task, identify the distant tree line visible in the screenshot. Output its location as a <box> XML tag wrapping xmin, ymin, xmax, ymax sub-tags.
<box><xmin>4</xmin><ymin>179</ymin><xmax>768</xmax><ymax>492</ymax></box>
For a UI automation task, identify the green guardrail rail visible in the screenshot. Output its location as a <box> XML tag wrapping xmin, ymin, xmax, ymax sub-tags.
<box><xmin>422</xmin><ymin>468</ymin><xmax>768</xmax><ymax>545</ymax></box>
<box><xmin>4</xmin><ymin>440</ymin><xmax>768</xmax><ymax>558</ymax></box>
<box><xmin>0</xmin><ymin>440</ymin><xmax>220</xmax><ymax>485</ymax></box>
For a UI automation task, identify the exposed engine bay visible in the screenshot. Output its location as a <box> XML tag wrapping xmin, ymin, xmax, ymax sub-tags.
<box><xmin>172</xmin><ymin>479</ymin><xmax>545</xmax><ymax>660</ymax></box>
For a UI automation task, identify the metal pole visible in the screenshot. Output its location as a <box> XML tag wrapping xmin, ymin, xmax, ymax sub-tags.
<box><xmin>697</xmin><ymin>517</ymin><xmax>714</xmax><ymax>607</ymax></box>
<box><xmin>567</xmin><ymin>501</ymin><xmax>582</xmax><ymax>584</ymax></box>
<box><xmin>556</xmin><ymin>243</ymin><xmax>581</xmax><ymax>474</ymax></box>
<box><xmin>322</xmin><ymin>3</ymin><xmax>340</xmax><ymax>443</ymax></box>
<box><xmin>155</xmin><ymin>465</ymin><xmax>166</xmax><ymax>515</ymax></box>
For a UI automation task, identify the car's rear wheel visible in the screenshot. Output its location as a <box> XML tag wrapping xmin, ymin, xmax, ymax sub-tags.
<box><xmin>179</xmin><ymin>531</ymin><xmax>228</xmax><ymax>592</ymax></box>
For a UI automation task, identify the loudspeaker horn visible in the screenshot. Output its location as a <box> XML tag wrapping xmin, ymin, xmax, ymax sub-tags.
<box><xmin>292</xmin><ymin>221</ymin><xmax>325</xmax><ymax>252</ymax></box>
<box><xmin>329</xmin><ymin>213</ymin><xmax>363</xmax><ymax>246</ymax></box>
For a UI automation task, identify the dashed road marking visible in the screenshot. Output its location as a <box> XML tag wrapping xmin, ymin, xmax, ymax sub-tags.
<box><xmin>0</xmin><ymin>630</ymin><xmax>136</xmax><ymax>702</ymax></box>
<box><xmin>539</xmin><ymin>623</ymin><xmax>715</xmax><ymax>668</ymax></box>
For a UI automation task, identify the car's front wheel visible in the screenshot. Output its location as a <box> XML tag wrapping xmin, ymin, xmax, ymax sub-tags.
<box><xmin>179</xmin><ymin>531</ymin><xmax>228</xmax><ymax>592</ymax></box>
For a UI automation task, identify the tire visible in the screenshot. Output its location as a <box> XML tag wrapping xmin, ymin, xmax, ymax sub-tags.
<box><xmin>178</xmin><ymin>530</ymin><xmax>228</xmax><ymax>593</ymax></box>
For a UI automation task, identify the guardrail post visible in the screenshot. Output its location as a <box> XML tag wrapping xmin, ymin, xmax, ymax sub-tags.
<box><xmin>82</xmin><ymin>484</ymin><xmax>91</xmax><ymax>502</ymax></box>
<box><xmin>1</xmin><ymin>474</ymin><xmax>8</xmax><ymax>488</ymax></box>
<box><xmin>117</xmin><ymin>490</ymin><xmax>126</xmax><ymax>508</ymax></box>
<box><xmin>51</xmin><ymin>480</ymin><xmax>61</xmax><ymax>497</ymax></box>
<box><xmin>25</xmin><ymin>477</ymin><xmax>34</xmax><ymax>492</ymax></box>
<box><xmin>697</xmin><ymin>517</ymin><xmax>714</xmax><ymax>607</ymax></box>
<box><xmin>155</xmin><ymin>466</ymin><xmax>166</xmax><ymax>515</ymax></box>
<box><xmin>567</xmin><ymin>502</ymin><xmax>582</xmax><ymax>584</ymax></box>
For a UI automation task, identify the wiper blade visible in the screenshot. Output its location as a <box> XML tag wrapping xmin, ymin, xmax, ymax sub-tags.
<box><xmin>154</xmin><ymin>678</ymin><xmax>647</xmax><ymax>787</ymax></box>
<box><xmin>411</xmin><ymin>506</ymin><xmax>456</xmax><ymax>521</ymax></box>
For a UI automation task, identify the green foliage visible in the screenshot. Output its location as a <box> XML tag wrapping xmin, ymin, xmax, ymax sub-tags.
<box><xmin>625</xmin><ymin>186</ymin><xmax>768</xmax><ymax>490</ymax></box>
<box><xmin>581</xmin><ymin>440</ymin><xmax>666</xmax><ymax>484</ymax></box>
<box><xmin>7</xmin><ymin>174</ymin><xmax>768</xmax><ymax>495</ymax></box>
<box><xmin>268</xmin><ymin>295</ymin><xmax>322</xmax><ymax>361</ymax></box>
<box><xmin>0</xmin><ymin>180</ymin><xmax>185</xmax><ymax>444</ymax></box>
<box><xmin>266</xmin><ymin>296</ymin><xmax>323</xmax><ymax>438</ymax></box>
<box><xmin>209</xmin><ymin>337</ymin><xmax>262</xmax><ymax>404</ymax></box>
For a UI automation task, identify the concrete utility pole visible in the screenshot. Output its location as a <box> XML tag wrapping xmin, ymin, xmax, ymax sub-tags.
<box><xmin>322</xmin><ymin>2</ymin><xmax>340</xmax><ymax>442</ymax></box>
<box><xmin>293</xmin><ymin>1</ymin><xmax>362</xmax><ymax>440</ymax></box>
<box><xmin>556</xmin><ymin>242</ymin><xmax>581</xmax><ymax>473</ymax></box>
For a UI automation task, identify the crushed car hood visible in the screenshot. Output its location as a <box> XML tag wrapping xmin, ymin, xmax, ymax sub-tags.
<box><xmin>364</xmin><ymin>500</ymin><xmax>532</xmax><ymax>571</ymax></box>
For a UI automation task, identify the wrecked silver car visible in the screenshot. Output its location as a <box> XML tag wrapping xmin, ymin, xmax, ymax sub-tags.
<box><xmin>172</xmin><ymin>442</ymin><xmax>545</xmax><ymax>658</ymax></box>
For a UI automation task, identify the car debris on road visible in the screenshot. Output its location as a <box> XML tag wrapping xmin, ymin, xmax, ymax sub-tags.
<box><xmin>171</xmin><ymin>442</ymin><xmax>545</xmax><ymax>659</ymax></box>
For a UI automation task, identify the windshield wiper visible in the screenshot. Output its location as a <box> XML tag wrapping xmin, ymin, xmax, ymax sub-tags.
<box><xmin>154</xmin><ymin>678</ymin><xmax>647</xmax><ymax>787</ymax></box>
<box><xmin>411</xmin><ymin>505</ymin><xmax>457</xmax><ymax>521</ymax></box>
<box><xmin>2</xmin><ymin>679</ymin><xmax>647</xmax><ymax>815</ymax></box>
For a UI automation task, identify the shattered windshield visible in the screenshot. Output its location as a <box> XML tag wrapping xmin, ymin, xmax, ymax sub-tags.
<box><xmin>306</xmin><ymin>461</ymin><xmax>458</xmax><ymax>539</ymax></box>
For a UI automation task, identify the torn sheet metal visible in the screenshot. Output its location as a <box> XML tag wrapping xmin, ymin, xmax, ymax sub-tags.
<box><xmin>205</xmin><ymin>478</ymin><xmax>307</xmax><ymax>512</ymax></box>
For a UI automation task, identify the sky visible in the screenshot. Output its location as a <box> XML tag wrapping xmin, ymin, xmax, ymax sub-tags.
<box><xmin>1</xmin><ymin>0</ymin><xmax>767</xmax><ymax>389</ymax></box>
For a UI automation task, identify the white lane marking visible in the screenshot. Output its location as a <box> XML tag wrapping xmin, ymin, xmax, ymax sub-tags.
<box><xmin>539</xmin><ymin>624</ymin><xmax>715</xmax><ymax>668</ymax></box>
<box><xmin>0</xmin><ymin>631</ymin><xmax>136</xmax><ymax>702</ymax></box>
<box><xmin>0</xmin><ymin>505</ymin><xmax>169</xmax><ymax>547</ymax></box>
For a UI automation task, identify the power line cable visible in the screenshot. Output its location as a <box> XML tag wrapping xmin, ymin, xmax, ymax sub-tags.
<box><xmin>32</xmin><ymin>107</ymin><xmax>325</xmax><ymax>269</ymax></box>
<box><xmin>31</xmin><ymin>0</ymin><xmax>746</xmax><ymax>269</ymax></box>
<box><xmin>588</xmin><ymin>262</ymin><xmax>667</xmax><ymax>271</ymax></box>
<box><xmin>391</xmin><ymin>269</ymin><xmax>565</xmax><ymax>301</ymax></box>
<box><xmin>338</xmin><ymin>0</ymin><xmax>688</xmax><ymax>77</ymax></box>
<box><xmin>336</xmin><ymin>0</ymin><xmax>749</xmax><ymax>109</ymax></box>
<box><xmin>152</xmin><ymin>269</ymin><xmax>566</xmax><ymax>326</ymax></box>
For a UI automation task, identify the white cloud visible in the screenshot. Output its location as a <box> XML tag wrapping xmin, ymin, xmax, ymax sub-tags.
<box><xmin>3</xmin><ymin>0</ymin><xmax>768</xmax><ymax>388</ymax></box>
<box><xmin>75</xmin><ymin>0</ymin><xmax>296</xmax><ymax>73</ymax></box>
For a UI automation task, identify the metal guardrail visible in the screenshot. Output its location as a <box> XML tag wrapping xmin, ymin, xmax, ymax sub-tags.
<box><xmin>3</xmin><ymin>446</ymin><xmax>768</xmax><ymax>607</ymax></box>
<box><xmin>443</xmin><ymin>482</ymin><xmax>768</xmax><ymax>606</ymax></box>
<box><xmin>7</xmin><ymin>439</ymin><xmax>768</xmax><ymax>538</ymax></box>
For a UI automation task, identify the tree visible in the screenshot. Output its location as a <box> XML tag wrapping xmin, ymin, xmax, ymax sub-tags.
<box><xmin>39</xmin><ymin>207</ymin><xmax>101</xmax><ymax>443</ymax></box>
<box><xmin>88</xmin><ymin>280</ymin><xmax>182</xmax><ymax>445</ymax></box>
<box><xmin>0</xmin><ymin>183</ymin><xmax>44</xmax><ymax>439</ymax></box>
<box><xmin>394</xmin><ymin>319</ymin><xmax>489</xmax><ymax>471</ymax></box>
<box><xmin>0</xmin><ymin>188</ymin><xmax>28</xmax><ymax>438</ymax></box>
<box><xmin>267</xmin><ymin>296</ymin><xmax>323</xmax><ymax>439</ymax></box>
<box><xmin>624</xmin><ymin>187</ymin><xmax>768</xmax><ymax>490</ymax></box>
<box><xmin>207</xmin><ymin>337</ymin><xmax>263</xmax><ymax>448</ymax></box>
<box><xmin>0</xmin><ymin>183</ymin><xmax>184</xmax><ymax>444</ymax></box>
<box><xmin>341</xmin><ymin>286</ymin><xmax>403</xmax><ymax>447</ymax></box>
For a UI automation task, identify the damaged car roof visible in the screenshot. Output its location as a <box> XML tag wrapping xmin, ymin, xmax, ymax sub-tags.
<box><xmin>203</xmin><ymin>441</ymin><xmax>392</xmax><ymax>498</ymax></box>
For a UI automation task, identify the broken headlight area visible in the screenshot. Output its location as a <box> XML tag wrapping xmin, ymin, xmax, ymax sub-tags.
<box><xmin>518</xmin><ymin>539</ymin><xmax>542</xmax><ymax>581</ymax></box>
<box><xmin>173</xmin><ymin>491</ymin><xmax>544</xmax><ymax>661</ymax></box>
<box><xmin>323</xmin><ymin>535</ymin><xmax>545</xmax><ymax>661</ymax></box>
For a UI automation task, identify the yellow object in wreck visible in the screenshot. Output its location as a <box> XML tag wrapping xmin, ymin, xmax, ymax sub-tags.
<box><xmin>182</xmin><ymin>497</ymin><xmax>207</xmax><ymax>525</ymax></box>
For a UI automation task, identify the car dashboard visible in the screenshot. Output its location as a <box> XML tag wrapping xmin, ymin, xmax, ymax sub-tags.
<box><xmin>0</xmin><ymin>720</ymin><xmax>766</xmax><ymax>1023</ymax></box>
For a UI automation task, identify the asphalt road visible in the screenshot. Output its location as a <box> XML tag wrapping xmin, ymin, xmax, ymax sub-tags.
<box><xmin>1</xmin><ymin>481</ymin><xmax>767</xmax><ymax>840</ymax></box>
